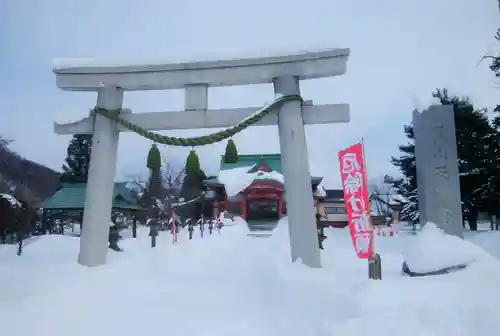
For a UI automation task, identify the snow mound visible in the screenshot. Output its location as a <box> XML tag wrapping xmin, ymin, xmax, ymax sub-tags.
<box><xmin>271</xmin><ymin>216</ymin><xmax>291</xmax><ymax>238</ymax></box>
<box><xmin>0</xmin><ymin>234</ymin><xmax>80</xmax><ymax>260</ymax></box>
<box><xmin>218</xmin><ymin>211</ymin><xmax>238</xmax><ymax>226</ymax></box>
<box><xmin>221</xmin><ymin>216</ymin><xmax>251</xmax><ymax>236</ymax></box>
<box><xmin>389</xmin><ymin>221</ymin><xmax>409</xmax><ymax>232</ymax></box>
<box><xmin>466</xmin><ymin>231</ymin><xmax>500</xmax><ymax>260</ymax></box>
<box><xmin>403</xmin><ymin>222</ymin><xmax>487</xmax><ymax>273</ymax></box>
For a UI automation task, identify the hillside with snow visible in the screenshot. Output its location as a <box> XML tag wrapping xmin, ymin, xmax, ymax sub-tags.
<box><xmin>1</xmin><ymin>219</ymin><xmax>499</xmax><ymax>336</ymax></box>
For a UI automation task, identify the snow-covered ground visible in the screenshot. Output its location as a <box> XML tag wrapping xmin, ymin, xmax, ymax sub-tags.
<box><xmin>1</xmin><ymin>218</ymin><xmax>499</xmax><ymax>336</ymax></box>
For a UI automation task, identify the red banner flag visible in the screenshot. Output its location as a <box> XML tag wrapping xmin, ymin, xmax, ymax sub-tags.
<box><xmin>338</xmin><ymin>143</ymin><xmax>374</xmax><ymax>259</ymax></box>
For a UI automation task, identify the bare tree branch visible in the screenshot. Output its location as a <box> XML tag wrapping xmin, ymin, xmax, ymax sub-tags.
<box><xmin>161</xmin><ymin>160</ymin><xmax>185</xmax><ymax>215</ymax></box>
<box><xmin>0</xmin><ymin>135</ymin><xmax>12</xmax><ymax>148</ymax></box>
<box><xmin>368</xmin><ymin>177</ymin><xmax>395</xmax><ymax>216</ymax></box>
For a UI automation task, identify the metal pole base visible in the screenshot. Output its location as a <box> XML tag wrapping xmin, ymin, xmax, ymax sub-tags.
<box><xmin>368</xmin><ymin>253</ymin><xmax>382</xmax><ymax>280</ymax></box>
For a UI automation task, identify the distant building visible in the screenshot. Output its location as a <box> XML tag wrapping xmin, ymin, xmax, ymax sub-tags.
<box><xmin>317</xmin><ymin>189</ymin><xmax>349</xmax><ymax>228</ymax></box>
<box><xmin>317</xmin><ymin>189</ymin><xmax>402</xmax><ymax>227</ymax></box>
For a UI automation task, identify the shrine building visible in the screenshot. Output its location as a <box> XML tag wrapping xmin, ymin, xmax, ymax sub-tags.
<box><xmin>203</xmin><ymin>154</ymin><xmax>326</xmax><ymax>221</ymax></box>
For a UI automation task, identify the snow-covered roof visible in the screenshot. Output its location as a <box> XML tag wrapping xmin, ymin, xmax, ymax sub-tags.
<box><xmin>38</xmin><ymin>183</ymin><xmax>143</xmax><ymax>210</ymax></box>
<box><xmin>218</xmin><ymin>166</ymin><xmax>284</xmax><ymax>197</ymax></box>
<box><xmin>155</xmin><ymin>198</ymin><xmax>165</xmax><ymax>210</ymax></box>
<box><xmin>0</xmin><ymin>193</ymin><xmax>21</xmax><ymax>207</ymax></box>
<box><xmin>389</xmin><ymin>194</ymin><xmax>408</xmax><ymax>205</ymax></box>
<box><xmin>313</xmin><ymin>180</ymin><xmax>327</xmax><ymax>197</ymax></box>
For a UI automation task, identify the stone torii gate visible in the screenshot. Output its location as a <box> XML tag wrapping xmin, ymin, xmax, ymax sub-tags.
<box><xmin>52</xmin><ymin>48</ymin><xmax>351</xmax><ymax>268</ymax></box>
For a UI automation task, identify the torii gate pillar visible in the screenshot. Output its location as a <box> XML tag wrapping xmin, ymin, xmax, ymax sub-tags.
<box><xmin>52</xmin><ymin>48</ymin><xmax>350</xmax><ymax>268</ymax></box>
<box><xmin>79</xmin><ymin>85</ymin><xmax>123</xmax><ymax>266</ymax></box>
<box><xmin>274</xmin><ymin>75</ymin><xmax>321</xmax><ymax>267</ymax></box>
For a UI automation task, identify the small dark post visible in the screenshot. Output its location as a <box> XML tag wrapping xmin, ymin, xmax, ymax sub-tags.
<box><xmin>40</xmin><ymin>209</ymin><xmax>47</xmax><ymax>235</ymax></box>
<box><xmin>109</xmin><ymin>224</ymin><xmax>123</xmax><ymax>252</ymax></box>
<box><xmin>200</xmin><ymin>192</ymin><xmax>205</xmax><ymax>239</ymax></box>
<box><xmin>17</xmin><ymin>236</ymin><xmax>23</xmax><ymax>256</ymax></box>
<box><xmin>208</xmin><ymin>220</ymin><xmax>213</xmax><ymax>235</ymax></box>
<box><xmin>79</xmin><ymin>211</ymin><xmax>84</xmax><ymax>233</ymax></box>
<box><xmin>149</xmin><ymin>218</ymin><xmax>159</xmax><ymax>248</ymax></box>
<box><xmin>200</xmin><ymin>219</ymin><xmax>205</xmax><ymax>238</ymax></box>
<box><xmin>188</xmin><ymin>221</ymin><xmax>194</xmax><ymax>240</ymax></box>
<box><xmin>216</xmin><ymin>217</ymin><xmax>222</xmax><ymax>234</ymax></box>
<box><xmin>132</xmin><ymin>210</ymin><xmax>137</xmax><ymax>238</ymax></box>
<box><xmin>59</xmin><ymin>219</ymin><xmax>65</xmax><ymax>235</ymax></box>
<box><xmin>491</xmin><ymin>214</ymin><xmax>498</xmax><ymax>231</ymax></box>
<box><xmin>48</xmin><ymin>216</ymin><xmax>54</xmax><ymax>234</ymax></box>
<box><xmin>315</xmin><ymin>213</ymin><xmax>326</xmax><ymax>250</ymax></box>
<box><xmin>16</xmin><ymin>211</ymin><xmax>26</xmax><ymax>256</ymax></box>
<box><xmin>368</xmin><ymin>253</ymin><xmax>382</xmax><ymax>280</ymax></box>
<box><xmin>213</xmin><ymin>201</ymin><xmax>221</xmax><ymax>235</ymax></box>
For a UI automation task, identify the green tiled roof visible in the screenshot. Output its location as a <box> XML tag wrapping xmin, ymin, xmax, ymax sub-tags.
<box><xmin>37</xmin><ymin>182</ymin><xmax>145</xmax><ymax>210</ymax></box>
<box><xmin>220</xmin><ymin>154</ymin><xmax>282</xmax><ymax>172</ymax></box>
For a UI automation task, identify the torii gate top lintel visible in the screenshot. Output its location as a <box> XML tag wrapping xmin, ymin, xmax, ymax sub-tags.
<box><xmin>52</xmin><ymin>48</ymin><xmax>350</xmax><ymax>91</ymax></box>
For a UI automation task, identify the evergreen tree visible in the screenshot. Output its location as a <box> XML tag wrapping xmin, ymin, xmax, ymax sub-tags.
<box><xmin>386</xmin><ymin>89</ymin><xmax>497</xmax><ymax>229</ymax></box>
<box><xmin>147</xmin><ymin>144</ymin><xmax>161</xmax><ymax>170</ymax></box>
<box><xmin>384</xmin><ymin>125</ymin><xmax>418</xmax><ymax>221</ymax></box>
<box><xmin>61</xmin><ymin>134</ymin><xmax>92</xmax><ymax>183</ymax></box>
<box><xmin>180</xmin><ymin>150</ymin><xmax>207</xmax><ymax>220</ymax></box>
<box><xmin>485</xmin><ymin>29</ymin><xmax>500</xmax><ymax>217</ymax></box>
<box><xmin>224</xmin><ymin>139</ymin><xmax>239</xmax><ymax>163</ymax></box>
<box><xmin>185</xmin><ymin>150</ymin><xmax>201</xmax><ymax>177</ymax></box>
<box><xmin>487</xmin><ymin>29</ymin><xmax>500</xmax><ymax>129</ymax></box>
<box><xmin>179</xmin><ymin>168</ymin><xmax>207</xmax><ymax>221</ymax></box>
<box><xmin>490</xmin><ymin>34</ymin><xmax>500</xmax><ymax>128</ymax></box>
<box><xmin>141</xmin><ymin>145</ymin><xmax>165</xmax><ymax>218</ymax></box>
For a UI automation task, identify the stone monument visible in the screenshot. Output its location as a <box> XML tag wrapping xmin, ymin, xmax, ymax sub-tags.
<box><xmin>412</xmin><ymin>105</ymin><xmax>463</xmax><ymax>238</ymax></box>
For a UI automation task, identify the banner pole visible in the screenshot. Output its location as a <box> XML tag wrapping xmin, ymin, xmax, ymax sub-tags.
<box><xmin>360</xmin><ymin>138</ymin><xmax>375</xmax><ymax>255</ymax></box>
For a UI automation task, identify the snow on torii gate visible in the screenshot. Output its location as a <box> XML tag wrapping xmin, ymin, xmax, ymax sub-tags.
<box><xmin>52</xmin><ymin>48</ymin><xmax>351</xmax><ymax>268</ymax></box>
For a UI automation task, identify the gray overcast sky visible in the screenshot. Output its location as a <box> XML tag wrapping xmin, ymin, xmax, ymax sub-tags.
<box><xmin>1</xmin><ymin>0</ymin><xmax>498</xmax><ymax>188</ymax></box>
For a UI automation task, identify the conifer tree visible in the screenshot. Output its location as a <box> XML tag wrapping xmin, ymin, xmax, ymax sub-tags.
<box><xmin>185</xmin><ymin>150</ymin><xmax>201</xmax><ymax>177</ymax></box>
<box><xmin>142</xmin><ymin>144</ymin><xmax>165</xmax><ymax>217</ymax></box>
<box><xmin>485</xmin><ymin>29</ymin><xmax>500</xmax><ymax>218</ymax></box>
<box><xmin>180</xmin><ymin>151</ymin><xmax>206</xmax><ymax>220</ymax></box>
<box><xmin>61</xmin><ymin>134</ymin><xmax>92</xmax><ymax>183</ymax></box>
<box><xmin>224</xmin><ymin>139</ymin><xmax>238</xmax><ymax>163</ymax></box>
<box><xmin>147</xmin><ymin>144</ymin><xmax>161</xmax><ymax>171</ymax></box>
